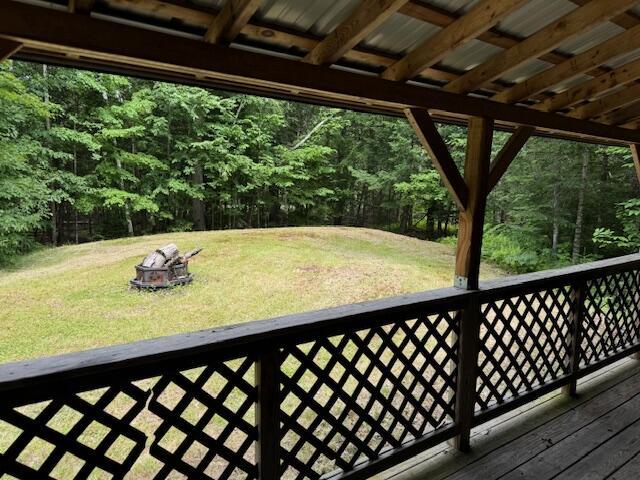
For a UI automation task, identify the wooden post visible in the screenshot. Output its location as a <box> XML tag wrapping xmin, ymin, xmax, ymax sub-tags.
<box><xmin>562</xmin><ymin>281</ymin><xmax>585</xmax><ymax>396</ymax></box>
<box><xmin>256</xmin><ymin>348</ymin><xmax>280</xmax><ymax>480</ymax></box>
<box><xmin>455</xmin><ymin>117</ymin><xmax>493</xmax><ymax>290</ymax></box>
<box><xmin>451</xmin><ymin>293</ymin><xmax>481</xmax><ymax>452</ymax></box>
<box><xmin>635</xmin><ymin>272</ymin><xmax>640</xmax><ymax>361</ymax></box>
<box><xmin>450</xmin><ymin>117</ymin><xmax>493</xmax><ymax>452</ymax></box>
<box><xmin>631</xmin><ymin>144</ymin><xmax>640</xmax><ymax>185</ymax></box>
<box><xmin>631</xmin><ymin>145</ymin><xmax>640</xmax><ymax>360</ymax></box>
<box><xmin>407</xmin><ymin>113</ymin><xmax>502</xmax><ymax>451</ymax></box>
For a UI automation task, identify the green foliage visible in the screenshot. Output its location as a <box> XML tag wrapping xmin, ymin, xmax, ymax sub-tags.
<box><xmin>593</xmin><ymin>198</ymin><xmax>640</xmax><ymax>252</ymax></box>
<box><xmin>481</xmin><ymin>225</ymin><xmax>563</xmax><ymax>273</ymax></box>
<box><xmin>0</xmin><ymin>65</ymin><xmax>50</xmax><ymax>263</ymax></box>
<box><xmin>0</xmin><ymin>60</ymin><xmax>638</xmax><ymax>270</ymax></box>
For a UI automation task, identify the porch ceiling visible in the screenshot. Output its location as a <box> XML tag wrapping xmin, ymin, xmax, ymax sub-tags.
<box><xmin>2</xmin><ymin>0</ymin><xmax>640</xmax><ymax>145</ymax></box>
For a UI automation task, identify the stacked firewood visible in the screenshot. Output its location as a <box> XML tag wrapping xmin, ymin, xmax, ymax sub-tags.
<box><xmin>141</xmin><ymin>244</ymin><xmax>202</xmax><ymax>268</ymax></box>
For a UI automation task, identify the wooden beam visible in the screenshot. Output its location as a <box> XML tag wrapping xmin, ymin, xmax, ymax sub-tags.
<box><xmin>104</xmin><ymin>0</ymin><xmax>613</xmax><ymax>90</ymax></box>
<box><xmin>68</xmin><ymin>0</ymin><xmax>95</xmax><ymax>14</ymax></box>
<box><xmin>400</xmin><ymin>0</ymin><xmax>612</xmax><ymax>80</ymax></box>
<box><xmin>444</xmin><ymin>0</ymin><xmax>639</xmax><ymax>94</ymax></box>
<box><xmin>493</xmin><ymin>24</ymin><xmax>640</xmax><ymax>104</ymax></box>
<box><xmin>570</xmin><ymin>0</ymin><xmax>640</xmax><ymax>29</ymax></box>
<box><xmin>101</xmin><ymin>0</ymin><xmax>603</xmax><ymax>95</ymax></box>
<box><xmin>455</xmin><ymin>117</ymin><xmax>493</xmax><ymax>290</ymax></box>
<box><xmin>488</xmin><ymin>125</ymin><xmax>534</xmax><ymax>191</ymax></box>
<box><xmin>204</xmin><ymin>0</ymin><xmax>261</xmax><ymax>44</ymax></box>
<box><xmin>631</xmin><ymin>144</ymin><xmax>640</xmax><ymax>184</ymax></box>
<box><xmin>0</xmin><ymin>38</ymin><xmax>21</xmax><ymax>61</ymax></box>
<box><xmin>536</xmin><ymin>57</ymin><xmax>640</xmax><ymax>112</ymax></box>
<box><xmin>405</xmin><ymin>108</ymin><xmax>469</xmax><ymax>211</ymax></box>
<box><xmin>106</xmin><ymin>0</ymin><xmax>217</xmax><ymax>26</ymax></box>
<box><xmin>103</xmin><ymin>0</ymin><xmax>458</xmax><ymax>84</ymax></box>
<box><xmin>3</xmin><ymin>0</ymin><xmax>640</xmax><ymax>144</ymax></box>
<box><xmin>381</xmin><ymin>0</ymin><xmax>527</xmax><ymax>82</ymax></box>
<box><xmin>569</xmin><ymin>82</ymin><xmax>640</xmax><ymax>120</ymax></box>
<box><xmin>303</xmin><ymin>0</ymin><xmax>408</xmax><ymax>66</ymax></box>
<box><xmin>599</xmin><ymin>100</ymin><xmax>640</xmax><ymax>125</ymax></box>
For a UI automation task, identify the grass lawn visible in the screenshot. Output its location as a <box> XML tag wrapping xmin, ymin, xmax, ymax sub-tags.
<box><xmin>0</xmin><ymin>226</ymin><xmax>503</xmax><ymax>363</ymax></box>
<box><xmin>0</xmin><ymin>226</ymin><xmax>507</xmax><ymax>478</ymax></box>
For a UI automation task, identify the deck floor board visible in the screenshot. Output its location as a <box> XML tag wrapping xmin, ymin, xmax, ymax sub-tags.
<box><xmin>384</xmin><ymin>359</ymin><xmax>640</xmax><ymax>480</ymax></box>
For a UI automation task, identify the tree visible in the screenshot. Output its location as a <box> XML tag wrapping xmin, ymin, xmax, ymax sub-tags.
<box><xmin>0</xmin><ymin>64</ymin><xmax>51</xmax><ymax>262</ymax></box>
<box><xmin>1</xmin><ymin>59</ymin><xmax>638</xmax><ymax>271</ymax></box>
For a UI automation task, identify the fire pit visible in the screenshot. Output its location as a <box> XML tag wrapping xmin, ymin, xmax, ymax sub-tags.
<box><xmin>130</xmin><ymin>244</ymin><xmax>202</xmax><ymax>289</ymax></box>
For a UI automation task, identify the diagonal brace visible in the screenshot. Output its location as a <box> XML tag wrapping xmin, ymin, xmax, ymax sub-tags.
<box><xmin>405</xmin><ymin>108</ymin><xmax>469</xmax><ymax>211</ymax></box>
<box><xmin>488</xmin><ymin>125</ymin><xmax>534</xmax><ymax>192</ymax></box>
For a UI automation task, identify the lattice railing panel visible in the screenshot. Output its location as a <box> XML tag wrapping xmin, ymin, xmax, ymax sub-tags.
<box><xmin>581</xmin><ymin>269</ymin><xmax>640</xmax><ymax>367</ymax></box>
<box><xmin>476</xmin><ymin>287</ymin><xmax>574</xmax><ymax>411</ymax></box>
<box><xmin>0</xmin><ymin>356</ymin><xmax>258</xmax><ymax>480</ymax></box>
<box><xmin>279</xmin><ymin>312</ymin><xmax>459</xmax><ymax>480</ymax></box>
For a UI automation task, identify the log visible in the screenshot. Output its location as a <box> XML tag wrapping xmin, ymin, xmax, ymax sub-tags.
<box><xmin>141</xmin><ymin>244</ymin><xmax>179</xmax><ymax>268</ymax></box>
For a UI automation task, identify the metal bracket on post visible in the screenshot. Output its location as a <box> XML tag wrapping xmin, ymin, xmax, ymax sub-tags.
<box><xmin>454</xmin><ymin>275</ymin><xmax>469</xmax><ymax>289</ymax></box>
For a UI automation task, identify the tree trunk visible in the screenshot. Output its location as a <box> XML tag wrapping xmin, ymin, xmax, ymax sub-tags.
<box><xmin>191</xmin><ymin>162</ymin><xmax>207</xmax><ymax>230</ymax></box>
<box><xmin>115</xmin><ymin>146</ymin><xmax>134</xmax><ymax>237</ymax></box>
<box><xmin>551</xmin><ymin>156</ymin><xmax>560</xmax><ymax>258</ymax></box>
<box><xmin>43</xmin><ymin>64</ymin><xmax>58</xmax><ymax>246</ymax></box>
<box><xmin>400</xmin><ymin>205</ymin><xmax>412</xmax><ymax>233</ymax></box>
<box><xmin>572</xmin><ymin>150</ymin><xmax>589</xmax><ymax>264</ymax></box>
<box><xmin>426</xmin><ymin>207</ymin><xmax>435</xmax><ymax>238</ymax></box>
<box><xmin>50</xmin><ymin>202</ymin><xmax>58</xmax><ymax>247</ymax></box>
<box><xmin>73</xmin><ymin>140</ymin><xmax>79</xmax><ymax>244</ymax></box>
<box><xmin>43</xmin><ymin>64</ymin><xmax>51</xmax><ymax>131</ymax></box>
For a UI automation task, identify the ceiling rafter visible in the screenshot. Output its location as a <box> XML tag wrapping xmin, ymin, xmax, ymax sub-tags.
<box><xmin>85</xmin><ymin>0</ymin><xmax>635</xmax><ymax>109</ymax></box>
<box><xmin>204</xmin><ymin>0</ymin><xmax>262</xmax><ymax>45</ymax></box>
<box><xmin>103</xmin><ymin>0</ymin><xmax>464</xmax><ymax>85</ymax></box>
<box><xmin>106</xmin><ymin>0</ymin><xmax>217</xmax><ymax>25</ymax></box>
<box><xmin>536</xmin><ymin>57</ymin><xmax>640</xmax><ymax>112</ymax></box>
<box><xmin>303</xmin><ymin>0</ymin><xmax>408</xmax><ymax>66</ymax></box>
<box><xmin>100</xmin><ymin>0</ymin><xmax>613</xmax><ymax>100</ymax></box>
<box><xmin>381</xmin><ymin>0</ymin><xmax>527</xmax><ymax>82</ymax></box>
<box><xmin>443</xmin><ymin>0</ymin><xmax>639</xmax><ymax>94</ymax></box>
<box><xmin>599</xmin><ymin>100</ymin><xmax>640</xmax><ymax>125</ymax></box>
<box><xmin>399</xmin><ymin>1</ymin><xmax>612</xmax><ymax>79</ymax></box>
<box><xmin>570</xmin><ymin>0</ymin><xmax>640</xmax><ymax>28</ymax></box>
<box><xmin>493</xmin><ymin>24</ymin><xmax>640</xmax><ymax>104</ymax></box>
<box><xmin>570</xmin><ymin>83</ymin><xmax>640</xmax><ymax>120</ymax></box>
<box><xmin>68</xmin><ymin>0</ymin><xmax>95</xmax><ymax>14</ymax></box>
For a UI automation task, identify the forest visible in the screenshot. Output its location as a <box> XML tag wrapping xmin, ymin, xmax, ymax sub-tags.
<box><xmin>1</xmin><ymin>60</ymin><xmax>638</xmax><ymax>272</ymax></box>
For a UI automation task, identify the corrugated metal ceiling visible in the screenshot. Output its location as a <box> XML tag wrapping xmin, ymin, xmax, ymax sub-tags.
<box><xmin>105</xmin><ymin>0</ymin><xmax>640</xmax><ymax>101</ymax></box>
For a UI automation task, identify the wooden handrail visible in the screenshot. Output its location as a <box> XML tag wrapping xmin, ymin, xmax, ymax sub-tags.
<box><xmin>2</xmin><ymin>254</ymin><xmax>638</xmax><ymax>395</ymax></box>
<box><xmin>0</xmin><ymin>286</ymin><xmax>469</xmax><ymax>399</ymax></box>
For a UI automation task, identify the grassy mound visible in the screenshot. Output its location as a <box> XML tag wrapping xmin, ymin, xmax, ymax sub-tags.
<box><xmin>0</xmin><ymin>227</ymin><xmax>503</xmax><ymax>362</ymax></box>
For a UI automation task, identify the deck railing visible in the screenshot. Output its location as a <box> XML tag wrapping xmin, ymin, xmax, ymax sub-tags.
<box><xmin>1</xmin><ymin>254</ymin><xmax>639</xmax><ymax>480</ymax></box>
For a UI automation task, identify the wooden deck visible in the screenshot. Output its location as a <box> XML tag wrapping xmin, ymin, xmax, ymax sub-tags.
<box><xmin>385</xmin><ymin>357</ymin><xmax>640</xmax><ymax>480</ymax></box>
